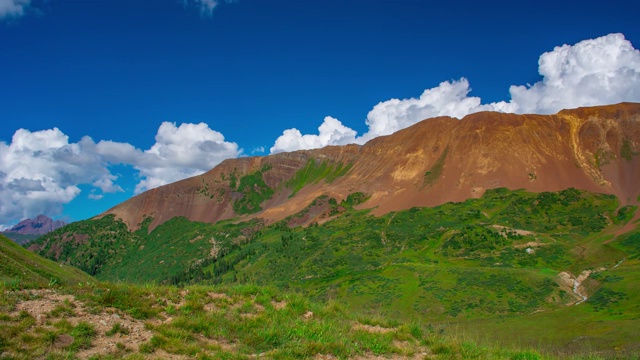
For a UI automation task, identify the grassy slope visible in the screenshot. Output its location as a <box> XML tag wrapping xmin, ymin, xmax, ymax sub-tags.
<box><xmin>287</xmin><ymin>159</ymin><xmax>352</xmax><ymax>196</ymax></box>
<box><xmin>1</xmin><ymin>232</ymin><xmax>39</xmax><ymax>245</ymax></box>
<box><xmin>0</xmin><ymin>234</ymin><xmax>91</xmax><ymax>288</ymax></box>
<box><xmin>30</xmin><ymin>188</ymin><xmax>640</xmax><ymax>355</ymax></box>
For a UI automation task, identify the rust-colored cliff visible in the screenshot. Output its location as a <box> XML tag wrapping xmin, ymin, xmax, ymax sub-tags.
<box><xmin>104</xmin><ymin>103</ymin><xmax>640</xmax><ymax>231</ymax></box>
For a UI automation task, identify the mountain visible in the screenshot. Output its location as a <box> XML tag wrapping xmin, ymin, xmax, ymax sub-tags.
<box><xmin>6</xmin><ymin>214</ymin><xmax>67</xmax><ymax>235</ymax></box>
<box><xmin>105</xmin><ymin>103</ymin><xmax>640</xmax><ymax>232</ymax></box>
<box><xmin>2</xmin><ymin>215</ymin><xmax>66</xmax><ymax>244</ymax></box>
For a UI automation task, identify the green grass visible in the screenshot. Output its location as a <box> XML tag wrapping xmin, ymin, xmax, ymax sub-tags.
<box><xmin>423</xmin><ymin>146</ymin><xmax>449</xmax><ymax>188</ymax></box>
<box><xmin>0</xmin><ymin>234</ymin><xmax>92</xmax><ymax>289</ymax></box>
<box><xmin>232</xmin><ymin>165</ymin><xmax>275</xmax><ymax>215</ymax></box>
<box><xmin>620</xmin><ymin>139</ymin><xmax>639</xmax><ymax>161</ymax></box>
<box><xmin>613</xmin><ymin>205</ymin><xmax>637</xmax><ymax>225</ymax></box>
<box><xmin>0</xmin><ymin>232</ymin><xmax>40</xmax><ymax>245</ymax></box>
<box><xmin>287</xmin><ymin>159</ymin><xmax>352</xmax><ymax>196</ymax></box>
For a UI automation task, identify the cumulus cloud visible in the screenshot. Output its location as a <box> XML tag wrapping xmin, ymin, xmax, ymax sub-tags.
<box><xmin>0</xmin><ymin>122</ymin><xmax>241</xmax><ymax>228</ymax></box>
<box><xmin>92</xmin><ymin>177</ymin><xmax>123</xmax><ymax>194</ymax></box>
<box><xmin>271</xmin><ymin>116</ymin><xmax>358</xmax><ymax>153</ymax></box>
<box><xmin>270</xmin><ymin>33</ymin><xmax>640</xmax><ymax>153</ymax></box>
<box><xmin>359</xmin><ymin>79</ymin><xmax>514</xmax><ymax>142</ymax></box>
<box><xmin>508</xmin><ymin>33</ymin><xmax>640</xmax><ymax>114</ymax></box>
<box><xmin>0</xmin><ymin>0</ymin><xmax>30</xmax><ymax>19</ymax></box>
<box><xmin>0</xmin><ymin>128</ymin><xmax>102</xmax><ymax>227</ymax></box>
<box><xmin>133</xmin><ymin>122</ymin><xmax>241</xmax><ymax>193</ymax></box>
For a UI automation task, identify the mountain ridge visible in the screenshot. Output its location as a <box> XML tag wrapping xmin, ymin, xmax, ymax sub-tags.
<box><xmin>104</xmin><ymin>102</ymin><xmax>640</xmax><ymax>231</ymax></box>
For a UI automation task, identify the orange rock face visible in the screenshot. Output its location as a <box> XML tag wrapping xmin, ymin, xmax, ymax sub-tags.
<box><xmin>104</xmin><ymin>103</ymin><xmax>640</xmax><ymax>231</ymax></box>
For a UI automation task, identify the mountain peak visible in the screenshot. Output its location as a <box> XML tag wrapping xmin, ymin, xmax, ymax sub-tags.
<box><xmin>3</xmin><ymin>215</ymin><xmax>66</xmax><ymax>236</ymax></box>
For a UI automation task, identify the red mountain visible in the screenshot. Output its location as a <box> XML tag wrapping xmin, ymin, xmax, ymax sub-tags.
<box><xmin>104</xmin><ymin>103</ymin><xmax>640</xmax><ymax>231</ymax></box>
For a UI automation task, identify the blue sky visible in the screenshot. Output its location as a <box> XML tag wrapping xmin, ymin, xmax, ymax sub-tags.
<box><xmin>1</xmin><ymin>0</ymin><xmax>639</xmax><ymax>228</ymax></box>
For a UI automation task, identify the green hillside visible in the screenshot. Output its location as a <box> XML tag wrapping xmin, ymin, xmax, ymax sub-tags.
<box><xmin>30</xmin><ymin>188</ymin><xmax>640</xmax><ymax>355</ymax></box>
<box><xmin>1</xmin><ymin>232</ymin><xmax>39</xmax><ymax>245</ymax></box>
<box><xmin>0</xmin><ymin>234</ymin><xmax>92</xmax><ymax>288</ymax></box>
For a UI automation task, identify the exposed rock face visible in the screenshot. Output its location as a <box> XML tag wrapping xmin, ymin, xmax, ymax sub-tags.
<box><xmin>3</xmin><ymin>215</ymin><xmax>66</xmax><ymax>235</ymax></box>
<box><xmin>104</xmin><ymin>103</ymin><xmax>640</xmax><ymax>231</ymax></box>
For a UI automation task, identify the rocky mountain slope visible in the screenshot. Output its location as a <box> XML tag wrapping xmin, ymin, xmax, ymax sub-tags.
<box><xmin>105</xmin><ymin>103</ymin><xmax>640</xmax><ymax>231</ymax></box>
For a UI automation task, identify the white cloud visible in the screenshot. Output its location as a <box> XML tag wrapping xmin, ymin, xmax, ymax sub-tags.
<box><xmin>92</xmin><ymin>177</ymin><xmax>123</xmax><ymax>194</ymax></box>
<box><xmin>88</xmin><ymin>193</ymin><xmax>103</xmax><ymax>201</ymax></box>
<box><xmin>271</xmin><ymin>116</ymin><xmax>358</xmax><ymax>153</ymax></box>
<box><xmin>0</xmin><ymin>128</ymin><xmax>104</xmax><ymax>227</ymax></box>
<box><xmin>359</xmin><ymin>79</ymin><xmax>514</xmax><ymax>142</ymax></box>
<box><xmin>251</xmin><ymin>146</ymin><xmax>265</xmax><ymax>154</ymax></box>
<box><xmin>0</xmin><ymin>0</ymin><xmax>30</xmax><ymax>19</ymax></box>
<box><xmin>0</xmin><ymin>122</ymin><xmax>241</xmax><ymax>228</ymax></box>
<box><xmin>133</xmin><ymin>122</ymin><xmax>241</xmax><ymax>193</ymax></box>
<box><xmin>508</xmin><ymin>33</ymin><xmax>640</xmax><ymax>114</ymax></box>
<box><xmin>270</xmin><ymin>33</ymin><xmax>640</xmax><ymax>153</ymax></box>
